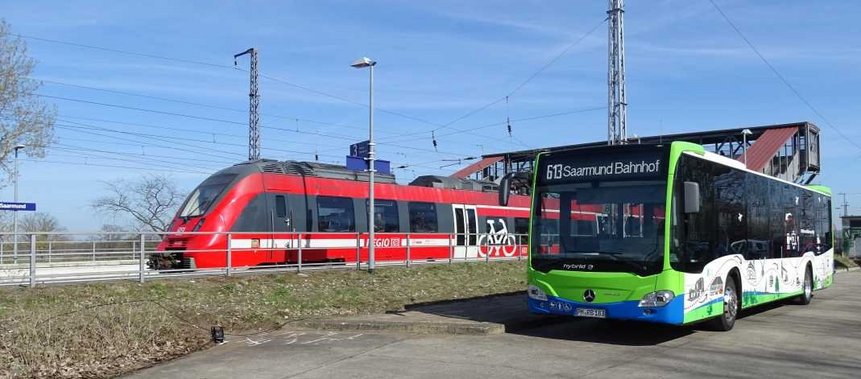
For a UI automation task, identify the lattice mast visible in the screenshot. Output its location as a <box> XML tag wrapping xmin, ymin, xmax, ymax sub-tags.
<box><xmin>234</xmin><ymin>48</ymin><xmax>261</xmax><ymax>160</ymax></box>
<box><xmin>608</xmin><ymin>0</ymin><xmax>627</xmax><ymax>145</ymax></box>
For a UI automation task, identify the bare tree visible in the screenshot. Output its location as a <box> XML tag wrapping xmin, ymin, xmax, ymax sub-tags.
<box><xmin>19</xmin><ymin>212</ymin><xmax>68</xmax><ymax>242</ymax></box>
<box><xmin>92</xmin><ymin>174</ymin><xmax>185</xmax><ymax>232</ymax></box>
<box><xmin>97</xmin><ymin>224</ymin><xmax>132</xmax><ymax>242</ymax></box>
<box><xmin>0</xmin><ymin>20</ymin><xmax>56</xmax><ymax>186</ymax></box>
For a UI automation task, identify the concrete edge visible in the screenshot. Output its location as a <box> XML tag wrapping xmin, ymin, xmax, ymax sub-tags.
<box><xmin>836</xmin><ymin>266</ymin><xmax>860</xmax><ymax>273</ymax></box>
<box><xmin>298</xmin><ymin>319</ymin><xmax>506</xmax><ymax>335</ymax></box>
<box><xmin>298</xmin><ymin>312</ymin><xmax>570</xmax><ymax>336</ymax></box>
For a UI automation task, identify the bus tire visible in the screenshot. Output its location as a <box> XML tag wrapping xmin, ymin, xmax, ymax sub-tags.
<box><xmin>710</xmin><ymin>276</ymin><xmax>739</xmax><ymax>331</ymax></box>
<box><xmin>796</xmin><ymin>266</ymin><xmax>813</xmax><ymax>305</ymax></box>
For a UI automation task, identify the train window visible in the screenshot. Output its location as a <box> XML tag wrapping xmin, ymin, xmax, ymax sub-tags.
<box><xmin>372</xmin><ymin>200</ymin><xmax>400</xmax><ymax>232</ymax></box>
<box><xmin>317</xmin><ymin>196</ymin><xmax>355</xmax><ymax>232</ymax></box>
<box><xmin>515</xmin><ymin>217</ymin><xmax>530</xmax><ymax>245</ymax></box>
<box><xmin>408</xmin><ymin>202</ymin><xmax>438</xmax><ymax>233</ymax></box>
<box><xmin>275</xmin><ymin>195</ymin><xmax>287</xmax><ymax>218</ymax></box>
<box><xmin>514</xmin><ymin>218</ymin><xmax>529</xmax><ymax>235</ymax></box>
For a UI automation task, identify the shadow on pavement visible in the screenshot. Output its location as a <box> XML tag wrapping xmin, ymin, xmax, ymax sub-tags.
<box><xmin>404</xmin><ymin>293</ymin><xmax>696</xmax><ymax>345</ymax></box>
<box><xmin>511</xmin><ymin>318</ymin><xmax>696</xmax><ymax>346</ymax></box>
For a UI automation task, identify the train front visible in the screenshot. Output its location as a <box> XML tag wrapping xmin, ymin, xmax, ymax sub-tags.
<box><xmin>153</xmin><ymin>170</ymin><xmax>242</xmax><ymax>270</ymax></box>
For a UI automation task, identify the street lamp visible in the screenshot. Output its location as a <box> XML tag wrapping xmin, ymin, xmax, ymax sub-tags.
<box><xmin>741</xmin><ymin>129</ymin><xmax>753</xmax><ymax>168</ymax></box>
<box><xmin>351</xmin><ymin>56</ymin><xmax>376</xmax><ymax>273</ymax></box>
<box><xmin>12</xmin><ymin>144</ymin><xmax>24</xmax><ymax>263</ymax></box>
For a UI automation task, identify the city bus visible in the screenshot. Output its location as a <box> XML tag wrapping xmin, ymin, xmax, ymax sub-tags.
<box><xmin>500</xmin><ymin>141</ymin><xmax>833</xmax><ymax>330</ymax></box>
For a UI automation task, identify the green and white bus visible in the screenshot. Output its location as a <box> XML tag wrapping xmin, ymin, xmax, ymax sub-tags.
<box><xmin>500</xmin><ymin>141</ymin><xmax>833</xmax><ymax>330</ymax></box>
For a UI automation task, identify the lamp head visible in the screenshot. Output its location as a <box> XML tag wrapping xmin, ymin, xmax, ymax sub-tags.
<box><xmin>351</xmin><ymin>57</ymin><xmax>376</xmax><ymax>68</ymax></box>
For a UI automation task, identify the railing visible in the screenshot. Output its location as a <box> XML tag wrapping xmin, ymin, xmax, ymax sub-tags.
<box><xmin>0</xmin><ymin>231</ymin><xmax>529</xmax><ymax>287</ymax></box>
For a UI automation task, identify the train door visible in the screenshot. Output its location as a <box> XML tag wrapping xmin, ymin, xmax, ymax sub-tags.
<box><xmin>452</xmin><ymin>204</ymin><xmax>479</xmax><ymax>258</ymax></box>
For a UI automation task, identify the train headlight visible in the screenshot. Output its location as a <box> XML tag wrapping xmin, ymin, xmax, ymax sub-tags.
<box><xmin>527</xmin><ymin>285</ymin><xmax>548</xmax><ymax>301</ymax></box>
<box><xmin>638</xmin><ymin>290</ymin><xmax>674</xmax><ymax>307</ymax></box>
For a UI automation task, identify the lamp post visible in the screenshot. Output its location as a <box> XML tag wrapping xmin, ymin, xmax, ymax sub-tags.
<box><xmin>741</xmin><ymin>129</ymin><xmax>753</xmax><ymax>168</ymax></box>
<box><xmin>12</xmin><ymin>144</ymin><xmax>24</xmax><ymax>263</ymax></box>
<box><xmin>351</xmin><ymin>57</ymin><xmax>376</xmax><ymax>273</ymax></box>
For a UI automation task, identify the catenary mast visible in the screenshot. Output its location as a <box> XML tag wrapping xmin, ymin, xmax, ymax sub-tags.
<box><xmin>608</xmin><ymin>0</ymin><xmax>627</xmax><ymax>145</ymax></box>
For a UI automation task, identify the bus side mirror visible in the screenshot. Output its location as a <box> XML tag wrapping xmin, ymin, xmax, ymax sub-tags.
<box><xmin>684</xmin><ymin>181</ymin><xmax>701</xmax><ymax>214</ymax></box>
<box><xmin>498</xmin><ymin>172</ymin><xmax>531</xmax><ymax>206</ymax></box>
<box><xmin>499</xmin><ymin>173</ymin><xmax>513</xmax><ymax>206</ymax></box>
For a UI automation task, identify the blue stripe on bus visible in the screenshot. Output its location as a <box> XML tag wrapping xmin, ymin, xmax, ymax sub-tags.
<box><xmin>528</xmin><ymin>294</ymin><xmax>684</xmax><ymax>325</ymax></box>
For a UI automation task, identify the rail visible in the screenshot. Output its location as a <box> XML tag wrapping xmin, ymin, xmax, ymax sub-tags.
<box><xmin>0</xmin><ymin>231</ymin><xmax>529</xmax><ymax>287</ymax></box>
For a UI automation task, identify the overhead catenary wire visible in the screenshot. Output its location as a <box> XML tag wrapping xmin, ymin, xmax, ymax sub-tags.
<box><xmin>42</xmin><ymin>94</ymin><xmax>475</xmax><ymax>158</ymax></box>
<box><xmin>37</xmin><ymin>78</ymin><xmax>388</xmax><ymax>135</ymax></box>
<box><xmin>21</xmin><ymin>33</ymin><xmax>527</xmax><ymax>157</ymax></box>
<box><xmin>377</xmin><ymin>16</ymin><xmax>609</xmax><ymax>142</ymax></box>
<box><xmin>20</xmin><ymin>35</ymin><xmax>541</xmax><ymax>152</ymax></box>
<box><xmin>17</xmin><ymin>33</ymin><xmax>447</xmax><ymax>130</ymax></box>
<box><xmin>51</xmin><ymin>148</ymin><xmax>219</xmax><ymax>174</ymax></box>
<box><xmin>56</xmin><ymin>122</ymin><xmax>346</xmax><ymax>160</ymax></box>
<box><xmin>21</xmin><ymin>157</ymin><xmax>210</xmax><ymax>175</ymax></box>
<box><xmin>707</xmin><ymin>0</ymin><xmax>861</xmax><ymax>153</ymax></box>
<box><xmin>55</xmin><ymin>114</ymin><xmax>356</xmax><ymax>153</ymax></box>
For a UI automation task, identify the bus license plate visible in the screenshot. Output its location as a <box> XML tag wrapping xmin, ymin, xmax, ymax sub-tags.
<box><xmin>575</xmin><ymin>308</ymin><xmax>606</xmax><ymax>318</ymax></box>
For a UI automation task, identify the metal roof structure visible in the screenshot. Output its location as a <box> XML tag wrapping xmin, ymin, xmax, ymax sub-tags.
<box><xmin>452</xmin><ymin>121</ymin><xmax>821</xmax><ymax>184</ymax></box>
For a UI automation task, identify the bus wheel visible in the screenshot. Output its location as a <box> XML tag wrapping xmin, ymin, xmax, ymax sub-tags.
<box><xmin>710</xmin><ymin>276</ymin><xmax>738</xmax><ymax>331</ymax></box>
<box><xmin>796</xmin><ymin>267</ymin><xmax>813</xmax><ymax>305</ymax></box>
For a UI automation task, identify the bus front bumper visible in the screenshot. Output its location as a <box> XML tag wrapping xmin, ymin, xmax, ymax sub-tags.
<box><xmin>527</xmin><ymin>295</ymin><xmax>684</xmax><ymax>325</ymax></box>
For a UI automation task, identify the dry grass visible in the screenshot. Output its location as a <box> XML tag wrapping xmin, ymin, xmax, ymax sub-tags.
<box><xmin>0</xmin><ymin>261</ymin><xmax>526</xmax><ymax>378</ymax></box>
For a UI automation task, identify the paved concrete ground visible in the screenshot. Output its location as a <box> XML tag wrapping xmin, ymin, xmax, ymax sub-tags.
<box><xmin>129</xmin><ymin>271</ymin><xmax>861</xmax><ymax>378</ymax></box>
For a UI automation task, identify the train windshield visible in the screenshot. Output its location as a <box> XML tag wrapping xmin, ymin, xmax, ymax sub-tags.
<box><xmin>532</xmin><ymin>180</ymin><xmax>666</xmax><ymax>276</ymax></box>
<box><xmin>178</xmin><ymin>174</ymin><xmax>236</xmax><ymax>218</ymax></box>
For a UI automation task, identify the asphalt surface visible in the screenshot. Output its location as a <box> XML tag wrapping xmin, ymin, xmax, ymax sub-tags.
<box><xmin>129</xmin><ymin>270</ymin><xmax>861</xmax><ymax>378</ymax></box>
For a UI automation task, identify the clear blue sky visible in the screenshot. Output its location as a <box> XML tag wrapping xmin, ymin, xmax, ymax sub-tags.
<box><xmin>1</xmin><ymin>0</ymin><xmax>860</xmax><ymax>231</ymax></box>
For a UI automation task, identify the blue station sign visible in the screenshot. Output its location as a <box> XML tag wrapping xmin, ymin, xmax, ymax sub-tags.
<box><xmin>350</xmin><ymin>140</ymin><xmax>370</xmax><ymax>158</ymax></box>
<box><xmin>0</xmin><ymin>202</ymin><xmax>36</xmax><ymax>211</ymax></box>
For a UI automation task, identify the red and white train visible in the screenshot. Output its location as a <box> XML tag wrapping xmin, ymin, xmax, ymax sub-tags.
<box><xmin>154</xmin><ymin>160</ymin><xmax>535</xmax><ymax>270</ymax></box>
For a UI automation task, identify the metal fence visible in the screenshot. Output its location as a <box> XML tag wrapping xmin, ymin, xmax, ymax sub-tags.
<box><xmin>0</xmin><ymin>231</ymin><xmax>528</xmax><ymax>287</ymax></box>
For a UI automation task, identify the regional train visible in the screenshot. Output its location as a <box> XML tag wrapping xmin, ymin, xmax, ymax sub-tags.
<box><xmin>153</xmin><ymin>159</ymin><xmax>549</xmax><ymax>270</ymax></box>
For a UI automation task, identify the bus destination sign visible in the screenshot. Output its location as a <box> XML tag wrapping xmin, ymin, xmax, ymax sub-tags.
<box><xmin>539</xmin><ymin>148</ymin><xmax>668</xmax><ymax>184</ymax></box>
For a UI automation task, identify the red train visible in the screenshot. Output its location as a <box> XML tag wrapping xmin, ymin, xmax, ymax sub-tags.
<box><xmin>153</xmin><ymin>160</ymin><xmax>536</xmax><ymax>270</ymax></box>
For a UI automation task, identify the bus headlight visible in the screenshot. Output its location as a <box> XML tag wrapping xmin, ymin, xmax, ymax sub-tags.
<box><xmin>638</xmin><ymin>290</ymin><xmax>674</xmax><ymax>307</ymax></box>
<box><xmin>527</xmin><ymin>285</ymin><xmax>548</xmax><ymax>301</ymax></box>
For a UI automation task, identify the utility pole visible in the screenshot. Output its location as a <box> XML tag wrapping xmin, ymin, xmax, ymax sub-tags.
<box><xmin>607</xmin><ymin>0</ymin><xmax>627</xmax><ymax>145</ymax></box>
<box><xmin>351</xmin><ymin>57</ymin><xmax>377</xmax><ymax>273</ymax></box>
<box><xmin>839</xmin><ymin>192</ymin><xmax>849</xmax><ymax>217</ymax></box>
<box><xmin>234</xmin><ymin>48</ymin><xmax>260</xmax><ymax>161</ymax></box>
<box><xmin>12</xmin><ymin>145</ymin><xmax>24</xmax><ymax>263</ymax></box>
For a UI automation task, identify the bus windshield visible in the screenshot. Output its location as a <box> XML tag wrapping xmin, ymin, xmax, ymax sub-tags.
<box><xmin>532</xmin><ymin>180</ymin><xmax>666</xmax><ymax>276</ymax></box>
<box><xmin>178</xmin><ymin>174</ymin><xmax>236</xmax><ymax>219</ymax></box>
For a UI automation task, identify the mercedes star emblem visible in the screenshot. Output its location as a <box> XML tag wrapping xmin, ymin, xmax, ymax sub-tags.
<box><xmin>583</xmin><ymin>289</ymin><xmax>596</xmax><ymax>303</ymax></box>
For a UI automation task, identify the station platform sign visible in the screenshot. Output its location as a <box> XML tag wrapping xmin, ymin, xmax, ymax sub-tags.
<box><xmin>0</xmin><ymin>202</ymin><xmax>36</xmax><ymax>211</ymax></box>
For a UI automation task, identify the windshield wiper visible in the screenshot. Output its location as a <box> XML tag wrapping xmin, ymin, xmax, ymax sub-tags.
<box><xmin>181</xmin><ymin>197</ymin><xmax>210</xmax><ymax>219</ymax></box>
